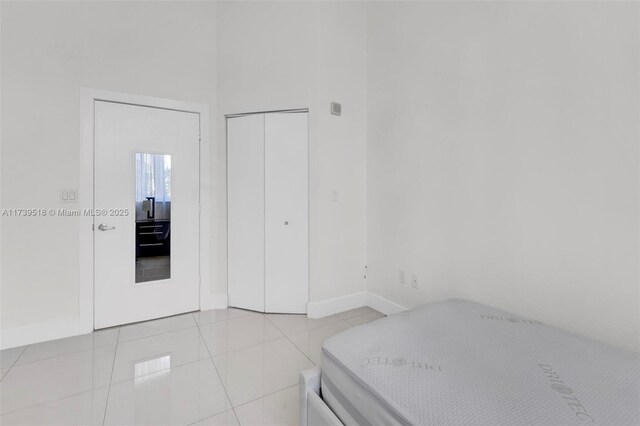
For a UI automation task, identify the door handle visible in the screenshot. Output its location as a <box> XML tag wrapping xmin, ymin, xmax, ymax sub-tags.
<box><xmin>97</xmin><ymin>224</ymin><xmax>116</xmax><ymax>231</ymax></box>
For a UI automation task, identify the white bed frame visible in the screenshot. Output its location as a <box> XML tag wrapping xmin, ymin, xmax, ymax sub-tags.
<box><xmin>299</xmin><ymin>367</ymin><xmax>344</xmax><ymax>426</ymax></box>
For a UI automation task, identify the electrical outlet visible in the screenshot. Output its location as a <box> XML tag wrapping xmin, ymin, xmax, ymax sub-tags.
<box><xmin>411</xmin><ymin>274</ymin><xmax>419</xmax><ymax>289</ymax></box>
<box><xmin>399</xmin><ymin>270</ymin><xmax>406</xmax><ymax>285</ymax></box>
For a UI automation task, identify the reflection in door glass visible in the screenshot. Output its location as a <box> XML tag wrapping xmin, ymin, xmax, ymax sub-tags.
<box><xmin>135</xmin><ymin>153</ymin><xmax>171</xmax><ymax>283</ymax></box>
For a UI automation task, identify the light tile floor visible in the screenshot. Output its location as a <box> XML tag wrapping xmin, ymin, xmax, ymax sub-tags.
<box><xmin>0</xmin><ymin>306</ymin><xmax>384</xmax><ymax>425</ymax></box>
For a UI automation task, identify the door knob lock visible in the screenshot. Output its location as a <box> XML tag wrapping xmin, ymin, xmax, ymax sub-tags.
<box><xmin>97</xmin><ymin>224</ymin><xmax>116</xmax><ymax>231</ymax></box>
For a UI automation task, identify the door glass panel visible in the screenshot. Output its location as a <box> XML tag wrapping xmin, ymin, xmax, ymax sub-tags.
<box><xmin>135</xmin><ymin>153</ymin><xmax>171</xmax><ymax>283</ymax></box>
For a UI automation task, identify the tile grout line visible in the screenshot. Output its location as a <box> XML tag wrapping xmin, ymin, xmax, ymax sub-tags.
<box><xmin>11</xmin><ymin>345</ymin><xmax>29</xmax><ymax>367</ymax></box>
<box><xmin>197</xmin><ymin>312</ymin><xmax>307</xmax><ymax>420</ymax></box>
<box><xmin>118</xmin><ymin>323</ymin><xmax>198</xmax><ymax>344</ymax></box>
<box><xmin>184</xmin><ymin>408</ymin><xmax>240</xmax><ymax>426</ymax></box>
<box><xmin>0</xmin><ymin>334</ymin><xmax>122</xmax><ymax>417</ymax></box>
<box><xmin>1</xmin><ymin>310</ymin><xmax>265</xmax><ymax>421</ymax></box>
<box><xmin>344</xmin><ymin>311</ymin><xmax>385</xmax><ymax>326</ymax></box>
<box><xmin>199</xmin><ymin>316</ymin><xmax>287</xmax><ymax>358</ymax></box>
<box><xmin>115</xmin><ymin>310</ymin><xmax>207</xmax><ymax>344</ymax></box>
<box><xmin>9</xmin><ymin>338</ymin><xmax>118</xmax><ymax>369</ymax></box>
<box><xmin>229</xmin><ymin>408</ymin><xmax>241</xmax><ymax>426</ymax></box>
<box><xmin>110</xmin><ymin>356</ymin><xmax>205</xmax><ymax>387</ymax></box>
<box><xmin>2</xmin><ymin>345</ymin><xmax>29</xmax><ymax>380</ymax></box>
<box><xmin>263</xmin><ymin>315</ymin><xmax>317</xmax><ymax>367</ymax></box>
<box><xmin>223</xmin><ymin>311</ymin><xmax>383</xmax><ymax>417</ymax></box>
<box><xmin>101</xmin><ymin>316</ymin><xmax>203</xmax><ymax>389</ymax></box>
<box><xmin>193</xmin><ymin>313</ymin><xmax>241</xmax><ymax>425</ymax></box>
<box><xmin>336</xmin><ymin>307</ymin><xmax>382</xmax><ymax>321</ymax></box>
<box><xmin>102</xmin><ymin>327</ymin><xmax>121</xmax><ymax>426</ymax></box>
<box><xmin>231</xmin><ymin>383</ymin><xmax>300</xmax><ymax>412</ymax></box>
<box><xmin>0</xmin><ymin>386</ymin><xmax>113</xmax><ymax>417</ymax></box>
<box><xmin>194</xmin><ymin>309</ymin><xmax>254</xmax><ymax>328</ymax></box>
<box><xmin>115</xmin><ymin>312</ymin><xmax>204</xmax><ymax>346</ymax></box>
<box><xmin>266</xmin><ymin>313</ymin><xmax>345</xmax><ymax>336</ymax></box>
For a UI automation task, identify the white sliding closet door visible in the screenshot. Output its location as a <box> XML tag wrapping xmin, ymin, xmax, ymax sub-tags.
<box><xmin>227</xmin><ymin>114</ymin><xmax>265</xmax><ymax>312</ymax></box>
<box><xmin>265</xmin><ymin>112</ymin><xmax>309</xmax><ymax>313</ymax></box>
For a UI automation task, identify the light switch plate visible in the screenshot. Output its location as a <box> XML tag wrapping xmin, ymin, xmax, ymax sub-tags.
<box><xmin>60</xmin><ymin>189</ymin><xmax>78</xmax><ymax>203</ymax></box>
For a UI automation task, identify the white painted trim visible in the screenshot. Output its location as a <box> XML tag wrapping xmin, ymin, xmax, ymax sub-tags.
<box><xmin>201</xmin><ymin>293</ymin><xmax>228</xmax><ymax>311</ymax></box>
<box><xmin>306</xmin><ymin>291</ymin><xmax>407</xmax><ymax>319</ymax></box>
<box><xmin>307</xmin><ymin>291</ymin><xmax>367</xmax><ymax>319</ymax></box>
<box><xmin>78</xmin><ymin>89</ymin><xmax>95</xmax><ymax>335</ymax></box>
<box><xmin>0</xmin><ymin>290</ymin><xmax>404</xmax><ymax>349</ymax></box>
<box><xmin>197</xmin><ymin>101</ymin><xmax>213</xmax><ymax>321</ymax></box>
<box><xmin>199</xmin><ymin>292</ymin><xmax>217</xmax><ymax>312</ymax></box>
<box><xmin>0</xmin><ymin>3</ymin><xmax>3</xmax><ymax>346</ymax></box>
<box><xmin>79</xmin><ymin>88</ymin><xmax>211</xmax><ymax>332</ymax></box>
<box><xmin>0</xmin><ymin>319</ymin><xmax>90</xmax><ymax>350</ymax></box>
<box><xmin>367</xmin><ymin>291</ymin><xmax>407</xmax><ymax>316</ymax></box>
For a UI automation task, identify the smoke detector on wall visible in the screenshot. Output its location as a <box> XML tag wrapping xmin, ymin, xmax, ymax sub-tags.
<box><xmin>330</xmin><ymin>102</ymin><xmax>342</xmax><ymax>116</ymax></box>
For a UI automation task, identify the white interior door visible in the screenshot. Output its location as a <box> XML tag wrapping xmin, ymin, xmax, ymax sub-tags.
<box><xmin>227</xmin><ymin>114</ymin><xmax>265</xmax><ymax>312</ymax></box>
<box><xmin>265</xmin><ymin>112</ymin><xmax>309</xmax><ymax>313</ymax></box>
<box><xmin>94</xmin><ymin>101</ymin><xmax>200</xmax><ymax>329</ymax></box>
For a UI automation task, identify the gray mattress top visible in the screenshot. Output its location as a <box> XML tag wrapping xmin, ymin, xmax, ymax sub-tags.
<box><xmin>321</xmin><ymin>299</ymin><xmax>640</xmax><ymax>425</ymax></box>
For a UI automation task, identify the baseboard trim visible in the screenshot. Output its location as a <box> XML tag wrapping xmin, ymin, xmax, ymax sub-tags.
<box><xmin>307</xmin><ymin>291</ymin><xmax>408</xmax><ymax>319</ymax></box>
<box><xmin>0</xmin><ymin>292</ymin><xmax>406</xmax><ymax>349</ymax></box>
<box><xmin>1</xmin><ymin>294</ymin><xmax>230</xmax><ymax>350</ymax></box>
<box><xmin>0</xmin><ymin>318</ymin><xmax>92</xmax><ymax>350</ymax></box>
<box><xmin>201</xmin><ymin>293</ymin><xmax>228</xmax><ymax>311</ymax></box>
<box><xmin>307</xmin><ymin>291</ymin><xmax>367</xmax><ymax>319</ymax></box>
<box><xmin>367</xmin><ymin>292</ymin><xmax>407</xmax><ymax>316</ymax></box>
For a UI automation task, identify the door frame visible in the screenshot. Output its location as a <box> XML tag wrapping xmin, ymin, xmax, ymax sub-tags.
<box><xmin>79</xmin><ymin>88</ymin><xmax>211</xmax><ymax>331</ymax></box>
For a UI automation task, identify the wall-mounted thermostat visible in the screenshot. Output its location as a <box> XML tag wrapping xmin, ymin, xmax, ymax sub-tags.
<box><xmin>330</xmin><ymin>102</ymin><xmax>342</xmax><ymax>116</ymax></box>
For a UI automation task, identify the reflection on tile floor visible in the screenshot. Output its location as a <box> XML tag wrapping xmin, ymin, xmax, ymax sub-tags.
<box><xmin>0</xmin><ymin>306</ymin><xmax>384</xmax><ymax>425</ymax></box>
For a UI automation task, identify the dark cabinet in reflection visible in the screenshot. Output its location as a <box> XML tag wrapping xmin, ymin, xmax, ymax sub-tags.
<box><xmin>135</xmin><ymin>219</ymin><xmax>171</xmax><ymax>283</ymax></box>
<box><xmin>136</xmin><ymin>220</ymin><xmax>171</xmax><ymax>258</ymax></box>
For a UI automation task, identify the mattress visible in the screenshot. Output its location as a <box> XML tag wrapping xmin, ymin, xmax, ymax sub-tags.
<box><xmin>321</xmin><ymin>299</ymin><xmax>640</xmax><ymax>425</ymax></box>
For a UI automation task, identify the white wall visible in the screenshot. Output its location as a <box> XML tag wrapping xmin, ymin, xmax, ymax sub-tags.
<box><xmin>366</xmin><ymin>1</ymin><xmax>640</xmax><ymax>352</ymax></box>
<box><xmin>0</xmin><ymin>0</ymin><xmax>368</xmax><ymax>345</ymax></box>
<box><xmin>1</xmin><ymin>2</ymin><xmax>218</xmax><ymax>335</ymax></box>
<box><xmin>2</xmin><ymin>0</ymin><xmax>637</xmax><ymax>354</ymax></box>
<box><xmin>217</xmin><ymin>1</ymin><xmax>368</xmax><ymax>303</ymax></box>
